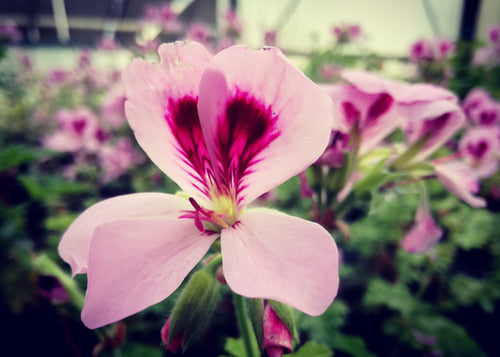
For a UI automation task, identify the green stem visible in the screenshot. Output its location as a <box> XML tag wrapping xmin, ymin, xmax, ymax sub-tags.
<box><xmin>233</xmin><ymin>293</ymin><xmax>260</xmax><ymax>357</ymax></box>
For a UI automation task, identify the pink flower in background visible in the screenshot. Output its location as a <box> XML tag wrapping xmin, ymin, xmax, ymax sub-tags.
<box><xmin>101</xmin><ymin>85</ymin><xmax>127</xmax><ymax>128</ymax></box>
<box><xmin>97</xmin><ymin>37</ymin><xmax>119</xmax><ymax>51</ymax></box>
<box><xmin>468</xmin><ymin>98</ymin><xmax>500</xmax><ymax>126</ymax></box>
<box><xmin>223</xmin><ymin>9</ymin><xmax>243</xmax><ymax>36</ymax></box>
<box><xmin>264</xmin><ymin>31</ymin><xmax>277</xmax><ymax>47</ymax></box>
<box><xmin>330</xmin><ymin>70</ymin><xmax>405</xmax><ymax>154</ymax></box>
<box><xmin>462</xmin><ymin>88</ymin><xmax>491</xmax><ymax>118</ymax></box>
<box><xmin>59</xmin><ymin>42</ymin><xmax>339</xmax><ymax>328</ymax></box>
<box><xmin>332</xmin><ymin>23</ymin><xmax>362</xmax><ymax>43</ymax></box>
<box><xmin>489</xmin><ymin>25</ymin><xmax>500</xmax><ymax>46</ymax></box>
<box><xmin>401</xmin><ymin>200</ymin><xmax>442</xmax><ymax>254</ymax></box>
<box><xmin>99</xmin><ymin>138</ymin><xmax>143</xmax><ymax>183</ymax></box>
<box><xmin>435</xmin><ymin>38</ymin><xmax>455</xmax><ymax>59</ymax></box>
<box><xmin>320</xmin><ymin>64</ymin><xmax>340</xmax><ymax>81</ymax></box>
<box><xmin>186</xmin><ymin>22</ymin><xmax>211</xmax><ymax>45</ymax></box>
<box><xmin>434</xmin><ymin>160</ymin><xmax>486</xmax><ymax>207</ymax></box>
<box><xmin>43</xmin><ymin>108</ymin><xmax>100</xmax><ymax>153</ymax></box>
<box><xmin>459</xmin><ymin>126</ymin><xmax>500</xmax><ymax>178</ymax></box>
<box><xmin>410</xmin><ymin>39</ymin><xmax>433</xmax><ymax>62</ymax></box>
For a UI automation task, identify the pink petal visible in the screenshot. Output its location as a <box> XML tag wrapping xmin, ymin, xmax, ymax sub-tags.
<box><xmin>123</xmin><ymin>42</ymin><xmax>214</xmax><ymax>204</ymax></box>
<box><xmin>401</xmin><ymin>206</ymin><xmax>442</xmax><ymax>254</ymax></box>
<box><xmin>82</xmin><ymin>217</ymin><xmax>217</xmax><ymax>328</ymax></box>
<box><xmin>58</xmin><ymin>193</ymin><xmax>192</xmax><ymax>276</ymax></box>
<box><xmin>221</xmin><ymin>210</ymin><xmax>339</xmax><ymax>316</ymax></box>
<box><xmin>401</xmin><ymin>101</ymin><xmax>465</xmax><ymax>163</ymax></box>
<box><xmin>197</xmin><ymin>46</ymin><xmax>334</xmax><ymax>208</ymax></box>
<box><xmin>434</xmin><ymin>161</ymin><xmax>486</xmax><ymax>207</ymax></box>
<box><xmin>341</xmin><ymin>70</ymin><xmax>457</xmax><ymax>103</ymax></box>
<box><xmin>321</xmin><ymin>84</ymin><xmax>401</xmax><ymax>154</ymax></box>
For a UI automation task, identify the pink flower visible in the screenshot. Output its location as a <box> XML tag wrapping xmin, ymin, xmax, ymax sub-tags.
<box><xmin>401</xmin><ymin>201</ymin><xmax>442</xmax><ymax>254</ymax></box>
<box><xmin>410</xmin><ymin>39</ymin><xmax>433</xmax><ymax>62</ymax></box>
<box><xmin>186</xmin><ymin>22</ymin><xmax>212</xmax><ymax>45</ymax></box>
<box><xmin>462</xmin><ymin>88</ymin><xmax>491</xmax><ymax>118</ymax></box>
<box><xmin>100</xmin><ymin>85</ymin><xmax>127</xmax><ymax>128</ymax></box>
<box><xmin>224</xmin><ymin>9</ymin><xmax>243</xmax><ymax>36</ymax></box>
<box><xmin>489</xmin><ymin>25</ymin><xmax>500</xmax><ymax>45</ymax></box>
<box><xmin>99</xmin><ymin>138</ymin><xmax>143</xmax><ymax>183</ymax></box>
<box><xmin>264</xmin><ymin>31</ymin><xmax>277</xmax><ymax>47</ymax></box>
<box><xmin>329</xmin><ymin>71</ymin><xmax>405</xmax><ymax>154</ymax></box>
<box><xmin>468</xmin><ymin>98</ymin><xmax>500</xmax><ymax>126</ymax></box>
<box><xmin>59</xmin><ymin>42</ymin><xmax>339</xmax><ymax>328</ymax></box>
<box><xmin>434</xmin><ymin>160</ymin><xmax>486</xmax><ymax>207</ymax></box>
<box><xmin>459</xmin><ymin>126</ymin><xmax>500</xmax><ymax>178</ymax></box>
<box><xmin>97</xmin><ymin>37</ymin><xmax>119</xmax><ymax>51</ymax></box>
<box><xmin>435</xmin><ymin>38</ymin><xmax>455</xmax><ymax>60</ymax></box>
<box><xmin>262</xmin><ymin>303</ymin><xmax>293</xmax><ymax>357</ymax></box>
<box><xmin>43</xmin><ymin>108</ymin><xmax>100</xmax><ymax>153</ymax></box>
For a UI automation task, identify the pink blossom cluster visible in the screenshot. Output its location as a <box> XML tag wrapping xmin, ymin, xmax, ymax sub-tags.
<box><xmin>309</xmin><ymin>70</ymin><xmax>489</xmax><ymax>254</ymax></box>
<box><xmin>473</xmin><ymin>25</ymin><xmax>500</xmax><ymax>66</ymax></box>
<box><xmin>36</xmin><ymin>50</ymin><xmax>143</xmax><ymax>184</ymax></box>
<box><xmin>409</xmin><ymin>38</ymin><xmax>455</xmax><ymax>62</ymax></box>
<box><xmin>458</xmin><ymin>88</ymin><xmax>500</xmax><ymax>179</ymax></box>
<box><xmin>332</xmin><ymin>23</ymin><xmax>362</xmax><ymax>43</ymax></box>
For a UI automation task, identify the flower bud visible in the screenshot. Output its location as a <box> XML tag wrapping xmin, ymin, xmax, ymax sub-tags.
<box><xmin>165</xmin><ymin>265</ymin><xmax>220</xmax><ymax>352</ymax></box>
<box><xmin>263</xmin><ymin>302</ymin><xmax>294</xmax><ymax>357</ymax></box>
<box><xmin>161</xmin><ymin>317</ymin><xmax>183</xmax><ymax>353</ymax></box>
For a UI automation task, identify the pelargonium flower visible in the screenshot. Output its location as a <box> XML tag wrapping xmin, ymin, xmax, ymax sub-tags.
<box><xmin>459</xmin><ymin>126</ymin><xmax>500</xmax><ymax>178</ymax></box>
<box><xmin>468</xmin><ymin>97</ymin><xmax>500</xmax><ymax>126</ymax></box>
<box><xmin>462</xmin><ymin>88</ymin><xmax>491</xmax><ymax>118</ymax></box>
<box><xmin>59</xmin><ymin>42</ymin><xmax>339</xmax><ymax>329</ymax></box>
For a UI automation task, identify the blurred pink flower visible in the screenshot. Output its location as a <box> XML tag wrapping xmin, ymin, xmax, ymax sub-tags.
<box><xmin>59</xmin><ymin>42</ymin><xmax>339</xmax><ymax>328</ymax></box>
<box><xmin>468</xmin><ymin>97</ymin><xmax>500</xmax><ymax>126</ymax></box>
<box><xmin>401</xmin><ymin>201</ymin><xmax>442</xmax><ymax>254</ymax></box>
<box><xmin>459</xmin><ymin>126</ymin><xmax>500</xmax><ymax>178</ymax></box>
<box><xmin>224</xmin><ymin>9</ymin><xmax>243</xmax><ymax>36</ymax></box>
<box><xmin>409</xmin><ymin>39</ymin><xmax>433</xmax><ymax>62</ymax></box>
<box><xmin>43</xmin><ymin>108</ymin><xmax>100</xmax><ymax>153</ymax></box>
<box><xmin>97</xmin><ymin>37</ymin><xmax>119</xmax><ymax>50</ymax></box>
<box><xmin>99</xmin><ymin>138</ymin><xmax>142</xmax><ymax>183</ymax></box>
<box><xmin>264</xmin><ymin>31</ymin><xmax>277</xmax><ymax>47</ymax></box>
<box><xmin>434</xmin><ymin>160</ymin><xmax>486</xmax><ymax>207</ymax></box>
<box><xmin>186</xmin><ymin>22</ymin><xmax>211</xmax><ymax>45</ymax></box>
<box><xmin>462</xmin><ymin>88</ymin><xmax>491</xmax><ymax>118</ymax></box>
<box><xmin>101</xmin><ymin>86</ymin><xmax>127</xmax><ymax>128</ymax></box>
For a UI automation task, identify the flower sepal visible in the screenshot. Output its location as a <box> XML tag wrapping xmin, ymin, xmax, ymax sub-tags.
<box><xmin>165</xmin><ymin>260</ymin><xmax>221</xmax><ymax>352</ymax></box>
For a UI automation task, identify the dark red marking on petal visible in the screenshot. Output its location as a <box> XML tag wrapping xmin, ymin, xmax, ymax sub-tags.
<box><xmin>365</xmin><ymin>93</ymin><xmax>393</xmax><ymax>127</ymax></box>
<box><xmin>213</xmin><ymin>91</ymin><xmax>280</xmax><ymax>204</ymax></box>
<box><xmin>420</xmin><ymin>112</ymin><xmax>451</xmax><ymax>148</ymax></box>
<box><xmin>164</xmin><ymin>96</ymin><xmax>214</xmax><ymax>198</ymax></box>
<box><xmin>342</xmin><ymin>102</ymin><xmax>360</xmax><ymax>127</ymax></box>
<box><xmin>467</xmin><ymin>140</ymin><xmax>488</xmax><ymax>159</ymax></box>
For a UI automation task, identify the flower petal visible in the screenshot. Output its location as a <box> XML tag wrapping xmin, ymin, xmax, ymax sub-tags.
<box><xmin>197</xmin><ymin>46</ymin><xmax>334</xmax><ymax>208</ymax></box>
<box><xmin>123</xmin><ymin>42</ymin><xmax>215</xmax><ymax>203</ymax></box>
<box><xmin>221</xmin><ymin>210</ymin><xmax>339</xmax><ymax>316</ymax></box>
<box><xmin>82</xmin><ymin>216</ymin><xmax>217</xmax><ymax>328</ymax></box>
<box><xmin>401</xmin><ymin>206</ymin><xmax>442</xmax><ymax>254</ymax></box>
<box><xmin>58</xmin><ymin>193</ymin><xmax>192</xmax><ymax>276</ymax></box>
<box><xmin>434</xmin><ymin>161</ymin><xmax>486</xmax><ymax>207</ymax></box>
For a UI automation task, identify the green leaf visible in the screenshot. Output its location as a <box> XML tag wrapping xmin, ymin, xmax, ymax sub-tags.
<box><xmin>221</xmin><ymin>337</ymin><xmax>246</xmax><ymax>357</ymax></box>
<box><xmin>334</xmin><ymin>334</ymin><xmax>377</xmax><ymax>357</ymax></box>
<box><xmin>17</xmin><ymin>174</ymin><xmax>92</xmax><ymax>200</ymax></box>
<box><xmin>292</xmin><ymin>341</ymin><xmax>332</xmax><ymax>357</ymax></box>
<box><xmin>0</xmin><ymin>146</ymin><xmax>56</xmax><ymax>171</ymax></box>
